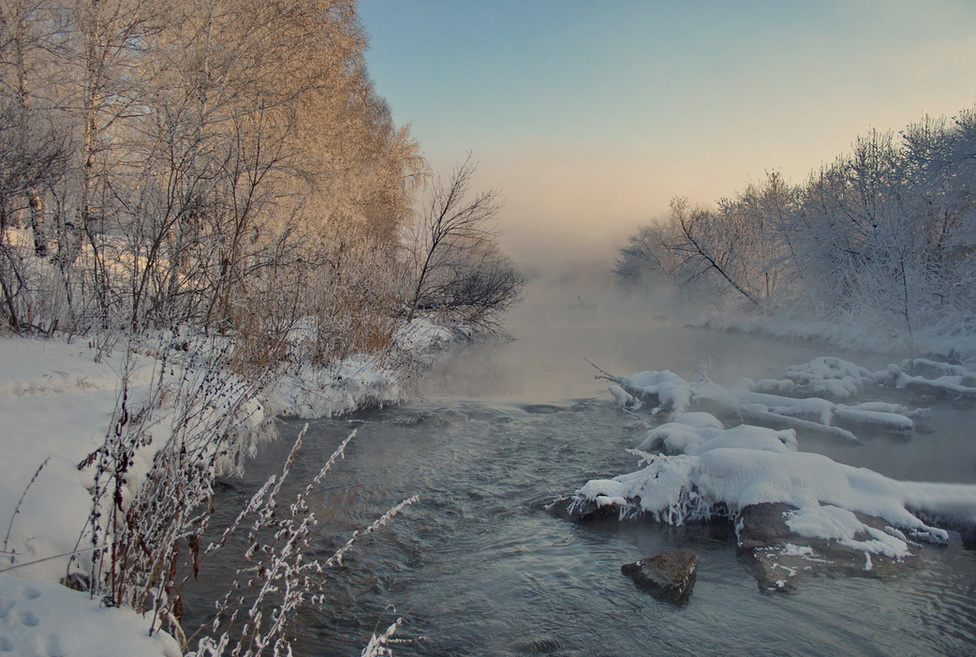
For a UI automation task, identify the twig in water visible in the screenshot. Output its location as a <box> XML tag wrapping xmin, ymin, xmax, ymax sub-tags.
<box><xmin>583</xmin><ymin>357</ymin><xmax>619</xmax><ymax>382</ymax></box>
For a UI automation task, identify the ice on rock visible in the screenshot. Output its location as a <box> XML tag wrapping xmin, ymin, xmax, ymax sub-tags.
<box><xmin>672</xmin><ymin>411</ymin><xmax>724</xmax><ymax>429</ymax></box>
<box><xmin>617</xmin><ymin>370</ymin><xmax>694</xmax><ymax>413</ymax></box>
<box><xmin>641</xmin><ymin>423</ymin><xmax>796</xmax><ymax>456</ymax></box>
<box><xmin>575</xmin><ymin>424</ymin><xmax>971</xmax><ymax>557</ymax></box>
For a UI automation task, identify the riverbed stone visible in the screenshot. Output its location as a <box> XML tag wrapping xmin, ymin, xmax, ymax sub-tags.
<box><xmin>621</xmin><ymin>548</ymin><xmax>697</xmax><ymax>605</ymax></box>
<box><xmin>736</xmin><ymin>502</ymin><xmax>918</xmax><ymax>593</ymax></box>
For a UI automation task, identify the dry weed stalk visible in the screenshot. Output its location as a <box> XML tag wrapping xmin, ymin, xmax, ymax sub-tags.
<box><xmin>189</xmin><ymin>426</ymin><xmax>417</xmax><ymax>657</ymax></box>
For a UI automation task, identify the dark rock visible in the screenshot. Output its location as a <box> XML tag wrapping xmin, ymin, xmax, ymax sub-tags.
<box><xmin>737</xmin><ymin>502</ymin><xmax>918</xmax><ymax>594</ymax></box>
<box><xmin>543</xmin><ymin>495</ymin><xmax>621</xmax><ymax>522</ymax></box>
<box><xmin>736</xmin><ymin>502</ymin><xmax>797</xmax><ymax>549</ymax></box>
<box><xmin>621</xmin><ymin>548</ymin><xmax>697</xmax><ymax>605</ymax></box>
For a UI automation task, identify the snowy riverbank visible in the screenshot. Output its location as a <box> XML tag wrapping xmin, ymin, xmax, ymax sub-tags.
<box><xmin>0</xmin><ymin>320</ymin><xmax>456</xmax><ymax>657</ymax></box>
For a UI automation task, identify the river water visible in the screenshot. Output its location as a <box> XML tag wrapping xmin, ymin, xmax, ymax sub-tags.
<box><xmin>189</xmin><ymin>282</ymin><xmax>976</xmax><ymax>656</ymax></box>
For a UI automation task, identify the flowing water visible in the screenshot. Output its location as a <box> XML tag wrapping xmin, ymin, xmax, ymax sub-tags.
<box><xmin>188</xmin><ymin>283</ymin><xmax>976</xmax><ymax>656</ymax></box>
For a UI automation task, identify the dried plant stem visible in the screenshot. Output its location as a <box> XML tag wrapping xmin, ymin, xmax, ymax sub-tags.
<box><xmin>2</xmin><ymin>457</ymin><xmax>49</xmax><ymax>556</ymax></box>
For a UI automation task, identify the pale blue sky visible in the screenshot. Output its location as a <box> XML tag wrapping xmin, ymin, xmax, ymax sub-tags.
<box><xmin>359</xmin><ymin>1</ymin><xmax>976</xmax><ymax>265</ymax></box>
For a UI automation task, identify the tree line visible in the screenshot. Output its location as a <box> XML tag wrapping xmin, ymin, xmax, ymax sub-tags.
<box><xmin>616</xmin><ymin>107</ymin><xmax>976</xmax><ymax>346</ymax></box>
<box><xmin>0</xmin><ymin>0</ymin><xmax>522</xmax><ymax>364</ymax></box>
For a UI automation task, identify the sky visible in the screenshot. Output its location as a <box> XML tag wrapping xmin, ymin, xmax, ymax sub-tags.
<box><xmin>358</xmin><ymin>0</ymin><xmax>976</xmax><ymax>269</ymax></box>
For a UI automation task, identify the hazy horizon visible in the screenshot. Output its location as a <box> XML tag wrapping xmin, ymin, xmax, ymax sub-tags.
<box><xmin>359</xmin><ymin>0</ymin><xmax>976</xmax><ymax>269</ymax></box>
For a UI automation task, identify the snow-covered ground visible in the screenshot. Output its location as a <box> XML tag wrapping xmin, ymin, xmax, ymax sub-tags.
<box><xmin>0</xmin><ymin>337</ymin><xmax>183</xmax><ymax>656</ymax></box>
<box><xmin>0</xmin><ymin>320</ymin><xmax>453</xmax><ymax>657</ymax></box>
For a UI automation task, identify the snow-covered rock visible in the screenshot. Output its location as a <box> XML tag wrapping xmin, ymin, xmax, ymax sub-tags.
<box><xmin>736</xmin><ymin>502</ymin><xmax>918</xmax><ymax>593</ymax></box>
<box><xmin>571</xmin><ymin>421</ymin><xmax>976</xmax><ymax>579</ymax></box>
<box><xmin>612</xmin><ymin>359</ymin><xmax>917</xmax><ymax>439</ymax></box>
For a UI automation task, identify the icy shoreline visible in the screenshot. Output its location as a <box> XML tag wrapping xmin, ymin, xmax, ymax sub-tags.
<box><xmin>0</xmin><ymin>319</ymin><xmax>457</xmax><ymax>657</ymax></box>
<box><xmin>568</xmin><ymin>356</ymin><xmax>976</xmax><ymax>592</ymax></box>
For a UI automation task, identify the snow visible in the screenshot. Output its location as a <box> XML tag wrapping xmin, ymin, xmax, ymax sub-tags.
<box><xmin>887</xmin><ymin>363</ymin><xmax>976</xmax><ymax>396</ymax></box>
<box><xmin>672</xmin><ymin>411</ymin><xmax>724</xmax><ymax>430</ymax></box>
<box><xmin>608</xmin><ymin>384</ymin><xmax>635</xmax><ymax>408</ymax></box>
<box><xmin>614</xmin><ymin>358</ymin><xmax>918</xmax><ymax>439</ymax></box>
<box><xmin>0</xmin><ymin>321</ymin><xmax>451</xmax><ymax>657</ymax></box>
<box><xmin>394</xmin><ymin>318</ymin><xmax>458</xmax><ymax>352</ymax></box>
<box><xmin>581</xmin><ymin>354</ymin><xmax>976</xmax><ymax>560</ymax></box>
<box><xmin>780</xmin><ymin>356</ymin><xmax>874</xmax><ymax>399</ymax></box>
<box><xmin>271</xmin><ymin>355</ymin><xmax>405</xmax><ymax>419</ymax></box>
<box><xmin>0</xmin><ymin>338</ymin><xmax>157</xmax><ymax>580</ymax></box>
<box><xmin>0</xmin><ymin>573</ymin><xmax>182</xmax><ymax>657</ymax></box>
<box><xmin>784</xmin><ymin>504</ymin><xmax>911</xmax><ymax>559</ymax></box>
<box><xmin>578</xmin><ymin>398</ymin><xmax>976</xmax><ymax>559</ymax></box>
<box><xmin>585</xmin><ymin>354</ymin><xmax>976</xmax><ymax>566</ymax></box>
<box><xmin>638</xmin><ymin>422</ymin><xmax>719</xmax><ymax>453</ymax></box>
<box><xmin>0</xmin><ymin>337</ymin><xmax>179</xmax><ymax>655</ymax></box>
<box><xmin>639</xmin><ymin>423</ymin><xmax>795</xmax><ymax>456</ymax></box>
<box><xmin>618</xmin><ymin>369</ymin><xmax>693</xmax><ymax>412</ymax></box>
<box><xmin>832</xmin><ymin>404</ymin><xmax>914</xmax><ymax>431</ymax></box>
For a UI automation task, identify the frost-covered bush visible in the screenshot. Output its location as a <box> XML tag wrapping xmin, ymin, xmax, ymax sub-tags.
<box><xmin>616</xmin><ymin>106</ymin><xmax>976</xmax><ymax>353</ymax></box>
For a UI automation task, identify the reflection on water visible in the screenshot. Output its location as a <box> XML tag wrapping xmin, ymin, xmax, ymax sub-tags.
<box><xmin>187</xmin><ymin>279</ymin><xmax>976</xmax><ymax>656</ymax></box>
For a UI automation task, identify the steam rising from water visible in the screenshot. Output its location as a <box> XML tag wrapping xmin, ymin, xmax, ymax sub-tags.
<box><xmin>420</xmin><ymin>265</ymin><xmax>862</xmax><ymax>403</ymax></box>
<box><xmin>184</xmin><ymin>262</ymin><xmax>976</xmax><ymax>657</ymax></box>
<box><xmin>417</xmin><ymin>264</ymin><xmax>976</xmax><ymax>485</ymax></box>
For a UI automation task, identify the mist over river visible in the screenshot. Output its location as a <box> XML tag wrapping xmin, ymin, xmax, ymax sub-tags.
<box><xmin>186</xmin><ymin>278</ymin><xmax>976</xmax><ymax>656</ymax></box>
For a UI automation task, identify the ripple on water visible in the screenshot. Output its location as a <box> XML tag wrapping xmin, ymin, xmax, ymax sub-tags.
<box><xmin>182</xmin><ymin>395</ymin><xmax>976</xmax><ymax>657</ymax></box>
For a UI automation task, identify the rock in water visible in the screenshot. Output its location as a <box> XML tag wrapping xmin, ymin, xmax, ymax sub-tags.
<box><xmin>736</xmin><ymin>502</ymin><xmax>918</xmax><ymax>593</ymax></box>
<box><xmin>621</xmin><ymin>549</ymin><xmax>697</xmax><ymax>605</ymax></box>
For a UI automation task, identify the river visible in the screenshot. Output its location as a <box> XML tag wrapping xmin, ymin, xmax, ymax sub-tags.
<box><xmin>186</xmin><ymin>281</ymin><xmax>976</xmax><ymax>656</ymax></box>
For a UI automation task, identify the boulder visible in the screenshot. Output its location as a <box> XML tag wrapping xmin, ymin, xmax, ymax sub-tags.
<box><xmin>621</xmin><ymin>548</ymin><xmax>697</xmax><ymax>605</ymax></box>
<box><xmin>736</xmin><ymin>502</ymin><xmax>918</xmax><ymax>593</ymax></box>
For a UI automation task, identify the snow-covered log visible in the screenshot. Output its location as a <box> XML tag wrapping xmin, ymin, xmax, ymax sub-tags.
<box><xmin>750</xmin><ymin>356</ymin><xmax>875</xmax><ymax>400</ymax></box>
<box><xmin>880</xmin><ymin>362</ymin><xmax>976</xmax><ymax>398</ymax></box>
<box><xmin>609</xmin><ymin>357</ymin><xmax>918</xmax><ymax>440</ymax></box>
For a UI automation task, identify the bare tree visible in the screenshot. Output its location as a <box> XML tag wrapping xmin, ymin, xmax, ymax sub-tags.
<box><xmin>405</xmin><ymin>154</ymin><xmax>523</xmax><ymax>329</ymax></box>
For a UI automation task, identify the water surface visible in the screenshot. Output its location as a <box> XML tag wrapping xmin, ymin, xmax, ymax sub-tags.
<box><xmin>190</xmin><ymin>285</ymin><xmax>976</xmax><ymax>656</ymax></box>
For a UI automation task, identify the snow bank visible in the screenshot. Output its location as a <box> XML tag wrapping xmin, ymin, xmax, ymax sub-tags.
<box><xmin>0</xmin><ymin>573</ymin><xmax>181</xmax><ymax>657</ymax></box>
<box><xmin>271</xmin><ymin>318</ymin><xmax>467</xmax><ymax>418</ymax></box>
<box><xmin>0</xmin><ymin>337</ymin><xmax>157</xmax><ymax>580</ymax></box>
<box><xmin>271</xmin><ymin>355</ymin><xmax>405</xmax><ymax>418</ymax></box>
<box><xmin>0</xmin><ymin>320</ymin><xmax>449</xmax><ymax>655</ymax></box>
<box><xmin>700</xmin><ymin>311</ymin><xmax>976</xmax><ymax>362</ymax></box>
<box><xmin>394</xmin><ymin>317</ymin><xmax>460</xmax><ymax>352</ymax></box>
<box><xmin>0</xmin><ymin>337</ymin><xmax>184</xmax><ymax>656</ymax></box>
